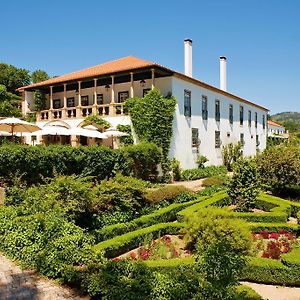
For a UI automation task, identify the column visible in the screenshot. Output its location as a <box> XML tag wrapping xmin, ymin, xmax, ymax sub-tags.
<box><xmin>110</xmin><ymin>76</ymin><xmax>115</xmax><ymax>116</ymax></box>
<box><xmin>151</xmin><ymin>69</ymin><xmax>155</xmax><ymax>89</ymax></box>
<box><xmin>62</xmin><ymin>84</ymin><xmax>67</xmax><ymax>118</ymax></box>
<box><xmin>93</xmin><ymin>78</ymin><xmax>97</xmax><ymax>115</ymax></box>
<box><xmin>77</xmin><ymin>81</ymin><xmax>82</xmax><ymax>117</ymax></box>
<box><xmin>130</xmin><ymin>72</ymin><xmax>134</xmax><ymax>98</ymax></box>
<box><xmin>49</xmin><ymin>86</ymin><xmax>53</xmax><ymax>120</ymax></box>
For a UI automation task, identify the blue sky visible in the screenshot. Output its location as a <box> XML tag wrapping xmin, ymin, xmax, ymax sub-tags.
<box><xmin>1</xmin><ymin>0</ymin><xmax>299</xmax><ymax>114</ymax></box>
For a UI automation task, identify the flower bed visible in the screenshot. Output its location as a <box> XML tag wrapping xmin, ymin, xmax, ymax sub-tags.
<box><xmin>252</xmin><ymin>230</ymin><xmax>298</xmax><ymax>259</ymax></box>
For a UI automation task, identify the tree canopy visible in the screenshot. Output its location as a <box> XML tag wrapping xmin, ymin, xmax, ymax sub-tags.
<box><xmin>31</xmin><ymin>69</ymin><xmax>49</xmax><ymax>83</ymax></box>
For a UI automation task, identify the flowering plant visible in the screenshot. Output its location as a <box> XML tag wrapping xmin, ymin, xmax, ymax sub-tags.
<box><xmin>252</xmin><ymin>230</ymin><xmax>297</xmax><ymax>259</ymax></box>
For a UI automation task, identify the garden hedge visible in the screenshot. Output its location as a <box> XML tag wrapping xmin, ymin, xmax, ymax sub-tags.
<box><xmin>181</xmin><ymin>166</ymin><xmax>227</xmax><ymax>181</ymax></box>
<box><xmin>0</xmin><ymin>142</ymin><xmax>163</xmax><ymax>184</ymax></box>
<box><xmin>93</xmin><ymin>199</ymin><xmax>201</xmax><ymax>242</ymax></box>
<box><xmin>92</xmin><ymin>222</ymin><xmax>184</xmax><ymax>258</ymax></box>
<box><xmin>282</xmin><ymin>247</ymin><xmax>300</xmax><ymax>270</ymax></box>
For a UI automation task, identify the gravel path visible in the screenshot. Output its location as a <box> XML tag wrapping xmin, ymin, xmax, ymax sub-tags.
<box><xmin>0</xmin><ymin>253</ymin><xmax>89</xmax><ymax>300</ymax></box>
<box><xmin>242</xmin><ymin>281</ymin><xmax>300</xmax><ymax>300</ymax></box>
<box><xmin>167</xmin><ymin>179</ymin><xmax>205</xmax><ymax>192</ymax></box>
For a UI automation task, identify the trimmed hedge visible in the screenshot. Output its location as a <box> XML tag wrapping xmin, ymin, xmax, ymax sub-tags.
<box><xmin>181</xmin><ymin>166</ymin><xmax>227</xmax><ymax>181</ymax></box>
<box><xmin>241</xmin><ymin>257</ymin><xmax>300</xmax><ymax>286</ymax></box>
<box><xmin>92</xmin><ymin>222</ymin><xmax>184</xmax><ymax>258</ymax></box>
<box><xmin>0</xmin><ymin>142</ymin><xmax>163</xmax><ymax>184</ymax></box>
<box><xmin>282</xmin><ymin>247</ymin><xmax>300</xmax><ymax>270</ymax></box>
<box><xmin>93</xmin><ymin>199</ymin><xmax>200</xmax><ymax>242</ymax></box>
<box><xmin>247</xmin><ymin>222</ymin><xmax>299</xmax><ymax>234</ymax></box>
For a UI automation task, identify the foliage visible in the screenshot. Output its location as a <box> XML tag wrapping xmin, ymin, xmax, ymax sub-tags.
<box><xmin>0</xmin><ymin>84</ymin><xmax>22</xmax><ymax>117</ymax></box>
<box><xmin>125</xmin><ymin>88</ymin><xmax>176</xmax><ymax>158</ymax></box>
<box><xmin>182</xmin><ymin>208</ymin><xmax>252</xmax><ymax>299</ymax></box>
<box><xmin>196</xmin><ymin>155</ymin><xmax>208</xmax><ymax>168</ymax></box>
<box><xmin>144</xmin><ymin>185</ymin><xmax>190</xmax><ymax>204</ymax></box>
<box><xmin>256</xmin><ymin>145</ymin><xmax>300</xmax><ymax>192</ymax></box>
<box><xmin>34</xmin><ymin>89</ymin><xmax>46</xmax><ymax>111</ymax></box>
<box><xmin>282</xmin><ymin>246</ymin><xmax>300</xmax><ymax>269</ymax></box>
<box><xmin>31</xmin><ymin>69</ymin><xmax>49</xmax><ymax>83</ymax></box>
<box><xmin>117</xmin><ymin>124</ymin><xmax>134</xmax><ymax>145</ymax></box>
<box><xmin>222</xmin><ymin>142</ymin><xmax>243</xmax><ymax>171</ymax></box>
<box><xmin>92</xmin><ymin>222</ymin><xmax>182</xmax><ymax>258</ymax></box>
<box><xmin>0</xmin><ymin>63</ymin><xmax>30</xmax><ymax>93</ymax></box>
<box><xmin>181</xmin><ymin>166</ymin><xmax>227</xmax><ymax>181</ymax></box>
<box><xmin>121</xmin><ymin>141</ymin><xmax>162</xmax><ymax>181</ymax></box>
<box><xmin>171</xmin><ymin>158</ymin><xmax>181</xmax><ymax>181</ymax></box>
<box><xmin>83</xmin><ymin>114</ymin><xmax>111</xmax><ymax>129</ymax></box>
<box><xmin>228</xmin><ymin>159</ymin><xmax>260</xmax><ymax>212</ymax></box>
<box><xmin>25</xmin><ymin>112</ymin><xmax>36</xmax><ymax>122</ymax></box>
<box><xmin>93</xmin><ymin>198</ymin><xmax>198</xmax><ymax>242</ymax></box>
<box><xmin>202</xmin><ymin>175</ymin><xmax>227</xmax><ymax>187</ymax></box>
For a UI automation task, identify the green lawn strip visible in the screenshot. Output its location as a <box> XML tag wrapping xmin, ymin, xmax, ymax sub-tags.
<box><xmin>282</xmin><ymin>246</ymin><xmax>300</xmax><ymax>269</ymax></box>
<box><xmin>93</xmin><ymin>198</ymin><xmax>203</xmax><ymax>242</ymax></box>
<box><xmin>92</xmin><ymin>222</ymin><xmax>184</xmax><ymax>258</ymax></box>
<box><xmin>234</xmin><ymin>285</ymin><xmax>263</xmax><ymax>300</ymax></box>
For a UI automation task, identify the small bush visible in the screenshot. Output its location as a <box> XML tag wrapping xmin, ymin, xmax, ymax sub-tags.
<box><xmin>144</xmin><ymin>185</ymin><xmax>190</xmax><ymax>204</ymax></box>
<box><xmin>202</xmin><ymin>175</ymin><xmax>227</xmax><ymax>187</ymax></box>
<box><xmin>222</xmin><ymin>143</ymin><xmax>243</xmax><ymax>171</ymax></box>
<box><xmin>171</xmin><ymin>158</ymin><xmax>181</xmax><ymax>181</ymax></box>
<box><xmin>196</xmin><ymin>155</ymin><xmax>208</xmax><ymax>168</ymax></box>
<box><xmin>181</xmin><ymin>166</ymin><xmax>227</xmax><ymax>181</ymax></box>
<box><xmin>228</xmin><ymin>159</ymin><xmax>260</xmax><ymax>212</ymax></box>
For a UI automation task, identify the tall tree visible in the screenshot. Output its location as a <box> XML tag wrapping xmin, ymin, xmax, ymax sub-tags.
<box><xmin>0</xmin><ymin>63</ymin><xmax>30</xmax><ymax>93</ymax></box>
<box><xmin>31</xmin><ymin>69</ymin><xmax>49</xmax><ymax>83</ymax></box>
<box><xmin>0</xmin><ymin>84</ymin><xmax>21</xmax><ymax>117</ymax></box>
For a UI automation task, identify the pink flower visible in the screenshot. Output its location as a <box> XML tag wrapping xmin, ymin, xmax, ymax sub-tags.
<box><xmin>270</xmin><ymin>233</ymin><xmax>280</xmax><ymax>240</ymax></box>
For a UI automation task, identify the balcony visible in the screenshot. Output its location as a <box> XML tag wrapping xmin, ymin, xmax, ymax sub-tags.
<box><xmin>36</xmin><ymin>103</ymin><xmax>126</xmax><ymax>121</ymax></box>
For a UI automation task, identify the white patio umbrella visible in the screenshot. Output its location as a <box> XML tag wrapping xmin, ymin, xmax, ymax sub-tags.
<box><xmin>69</xmin><ymin>127</ymin><xmax>107</xmax><ymax>139</ymax></box>
<box><xmin>0</xmin><ymin>131</ymin><xmax>12</xmax><ymax>136</ymax></box>
<box><xmin>103</xmin><ymin>127</ymin><xmax>129</xmax><ymax>148</ymax></box>
<box><xmin>0</xmin><ymin>117</ymin><xmax>40</xmax><ymax>135</ymax></box>
<box><xmin>32</xmin><ymin>126</ymin><xmax>71</xmax><ymax>136</ymax></box>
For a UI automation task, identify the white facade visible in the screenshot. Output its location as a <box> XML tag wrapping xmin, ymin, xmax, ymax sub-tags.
<box><xmin>267</xmin><ymin>121</ymin><xmax>288</xmax><ymax>139</ymax></box>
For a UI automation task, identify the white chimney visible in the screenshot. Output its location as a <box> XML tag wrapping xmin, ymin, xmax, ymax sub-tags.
<box><xmin>184</xmin><ymin>39</ymin><xmax>192</xmax><ymax>77</ymax></box>
<box><xmin>220</xmin><ymin>56</ymin><xmax>227</xmax><ymax>91</ymax></box>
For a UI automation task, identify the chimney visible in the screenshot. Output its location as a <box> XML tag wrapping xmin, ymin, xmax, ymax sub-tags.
<box><xmin>220</xmin><ymin>56</ymin><xmax>227</xmax><ymax>91</ymax></box>
<box><xmin>184</xmin><ymin>39</ymin><xmax>192</xmax><ymax>77</ymax></box>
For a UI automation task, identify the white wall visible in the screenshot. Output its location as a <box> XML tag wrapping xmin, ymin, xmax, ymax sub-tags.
<box><xmin>170</xmin><ymin>77</ymin><xmax>267</xmax><ymax>169</ymax></box>
<box><xmin>268</xmin><ymin>124</ymin><xmax>285</xmax><ymax>135</ymax></box>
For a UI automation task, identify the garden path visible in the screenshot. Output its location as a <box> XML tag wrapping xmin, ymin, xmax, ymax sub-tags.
<box><xmin>167</xmin><ymin>179</ymin><xmax>205</xmax><ymax>192</ymax></box>
<box><xmin>0</xmin><ymin>253</ymin><xmax>89</xmax><ymax>300</ymax></box>
<box><xmin>242</xmin><ymin>281</ymin><xmax>300</xmax><ymax>300</ymax></box>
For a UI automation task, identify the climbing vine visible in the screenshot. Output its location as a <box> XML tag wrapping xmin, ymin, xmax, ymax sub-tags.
<box><xmin>117</xmin><ymin>124</ymin><xmax>134</xmax><ymax>145</ymax></box>
<box><xmin>83</xmin><ymin>114</ymin><xmax>111</xmax><ymax>129</ymax></box>
<box><xmin>125</xmin><ymin>88</ymin><xmax>176</xmax><ymax>180</ymax></box>
<box><xmin>34</xmin><ymin>90</ymin><xmax>46</xmax><ymax>111</ymax></box>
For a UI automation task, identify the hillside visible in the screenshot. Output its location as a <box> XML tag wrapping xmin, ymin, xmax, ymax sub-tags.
<box><xmin>272</xmin><ymin>112</ymin><xmax>300</xmax><ymax>124</ymax></box>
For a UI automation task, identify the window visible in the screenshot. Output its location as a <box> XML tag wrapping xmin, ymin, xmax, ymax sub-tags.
<box><xmin>255</xmin><ymin>112</ymin><xmax>258</xmax><ymax>128</ymax></box>
<box><xmin>262</xmin><ymin>115</ymin><xmax>266</xmax><ymax>130</ymax></box>
<box><xmin>67</xmin><ymin>97</ymin><xmax>75</xmax><ymax>107</ymax></box>
<box><xmin>215</xmin><ymin>131</ymin><xmax>221</xmax><ymax>148</ymax></box>
<box><xmin>118</xmin><ymin>91</ymin><xmax>129</xmax><ymax>103</ymax></box>
<box><xmin>53</xmin><ymin>99</ymin><xmax>61</xmax><ymax>109</ymax></box>
<box><xmin>248</xmin><ymin>110</ymin><xmax>252</xmax><ymax>127</ymax></box>
<box><xmin>184</xmin><ymin>90</ymin><xmax>191</xmax><ymax>117</ymax></box>
<box><xmin>240</xmin><ymin>133</ymin><xmax>245</xmax><ymax>146</ymax></box>
<box><xmin>256</xmin><ymin>135</ymin><xmax>260</xmax><ymax>147</ymax></box>
<box><xmin>97</xmin><ymin>94</ymin><xmax>103</xmax><ymax>105</ymax></box>
<box><xmin>202</xmin><ymin>95</ymin><xmax>208</xmax><ymax>120</ymax></box>
<box><xmin>81</xmin><ymin>96</ymin><xmax>89</xmax><ymax>106</ymax></box>
<box><xmin>143</xmin><ymin>89</ymin><xmax>151</xmax><ymax>97</ymax></box>
<box><xmin>229</xmin><ymin>104</ymin><xmax>233</xmax><ymax>124</ymax></box>
<box><xmin>240</xmin><ymin>106</ymin><xmax>244</xmax><ymax>126</ymax></box>
<box><xmin>215</xmin><ymin>100</ymin><xmax>220</xmax><ymax>122</ymax></box>
<box><xmin>192</xmin><ymin>128</ymin><xmax>199</xmax><ymax>147</ymax></box>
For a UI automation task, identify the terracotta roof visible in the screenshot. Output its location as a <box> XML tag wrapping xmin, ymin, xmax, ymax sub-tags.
<box><xmin>19</xmin><ymin>56</ymin><xmax>156</xmax><ymax>90</ymax></box>
<box><xmin>268</xmin><ymin>120</ymin><xmax>285</xmax><ymax>128</ymax></box>
<box><xmin>18</xmin><ymin>55</ymin><xmax>268</xmax><ymax>111</ymax></box>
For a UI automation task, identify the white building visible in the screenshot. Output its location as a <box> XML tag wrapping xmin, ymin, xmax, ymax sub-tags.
<box><xmin>267</xmin><ymin>120</ymin><xmax>288</xmax><ymax>139</ymax></box>
<box><xmin>18</xmin><ymin>40</ymin><xmax>268</xmax><ymax>169</ymax></box>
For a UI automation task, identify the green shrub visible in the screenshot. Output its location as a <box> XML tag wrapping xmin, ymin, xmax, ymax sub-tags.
<box><xmin>234</xmin><ymin>285</ymin><xmax>263</xmax><ymax>300</ymax></box>
<box><xmin>222</xmin><ymin>142</ymin><xmax>243</xmax><ymax>171</ymax></box>
<box><xmin>282</xmin><ymin>246</ymin><xmax>300</xmax><ymax>269</ymax></box>
<box><xmin>228</xmin><ymin>159</ymin><xmax>260</xmax><ymax>212</ymax></box>
<box><xmin>196</xmin><ymin>155</ymin><xmax>208</xmax><ymax>168</ymax></box>
<box><xmin>171</xmin><ymin>158</ymin><xmax>181</xmax><ymax>181</ymax></box>
<box><xmin>144</xmin><ymin>185</ymin><xmax>190</xmax><ymax>204</ymax></box>
<box><xmin>117</xmin><ymin>124</ymin><xmax>134</xmax><ymax>145</ymax></box>
<box><xmin>181</xmin><ymin>166</ymin><xmax>227</xmax><ymax>181</ymax></box>
<box><xmin>256</xmin><ymin>145</ymin><xmax>300</xmax><ymax>192</ymax></box>
<box><xmin>202</xmin><ymin>175</ymin><xmax>227</xmax><ymax>187</ymax></box>
<box><xmin>121</xmin><ymin>142</ymin><xmax>162</xmax><ymax>181</ymax></box>
<box><xmin>92</xmin><ymin>222</ymin><xmax>183</xmax><ymax>257</ymax></box>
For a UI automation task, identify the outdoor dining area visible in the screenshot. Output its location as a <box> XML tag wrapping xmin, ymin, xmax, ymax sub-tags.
<box><xmin>0</xmin><ymin>117</ymin><xmax>129</xmax><ymax>148</ymax></box>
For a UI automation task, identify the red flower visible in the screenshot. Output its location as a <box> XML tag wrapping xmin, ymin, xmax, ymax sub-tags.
<box><xmin>129</xmin><ymin>252</ymin><xmax>137</xmax><ymax>260</ymax></box>
<box><xmin>260</xmin><ymin>230</ymin><xmax>269</xmax><ymax>239</ymax></box>
<box><xmin>270</xmin><ymin>233</ymin><xmax>280</xmax><ymax>240</ymax></box>
<box><xmin>262</xmin><ymin>251</ymin><xmax>270</xmax><ymax>258</ymax></box>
